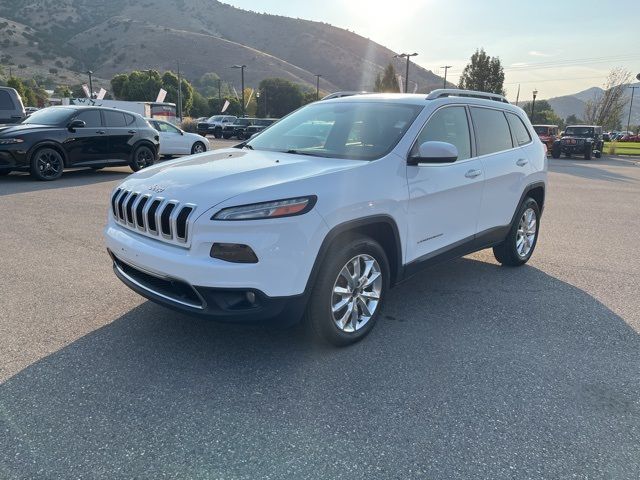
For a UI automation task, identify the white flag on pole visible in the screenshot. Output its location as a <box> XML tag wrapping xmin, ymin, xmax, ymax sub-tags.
<box><xmin>156</xmin><ymin>88</ymin><xmax>167</xmax><ymax>103</ymax></box>
<box><xmin>221</xmin><ymin>100</ymin><xmax>230</xmax><ymax>113</ymax></box>
<box><xmin>396</xmin><ymin>74</ymin><xmax>403</xmax><ymax>93</ymax></box>
<box><xmin>82</xmin><ymin>84</ymin><xmax>91</xmax><ymax>98</ymax></box>
<box><xmin>96</xmin><ymin>88</ymin><xmax>107</xmax><ymax>100</ymax></box>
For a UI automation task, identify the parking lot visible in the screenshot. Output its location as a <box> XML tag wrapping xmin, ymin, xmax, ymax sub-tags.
<box><xmin>1</xmin><ymin>148</ymin><xmax>639</xmax><ymax>478</ymax></box>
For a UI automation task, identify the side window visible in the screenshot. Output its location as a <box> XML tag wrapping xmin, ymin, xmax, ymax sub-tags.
<box><xmin>74</xmin><ymin>110</ymin><xmax>102</xmax><ymax>128</ymax></box>
<box><xmin>124</xmin><ymin>113</ymin><xmax>136</xmax><ymax>126</ymax></box>
<box><xmin>103</xmin><ymin>110</ymin><xmax>127</xmax><ymax>127</ymax></box>
<box><xmin>411</xmin><ymin>106</ymin><xmax>471</xmax><ymax>161</ymax></box>
<box><xmin>0</xmin><ymin>91</ymin><xmax>15</xmax><ymax>110</ymax></box>
<box><xmin>470</xmin><ymin>107</ymin><xmax>513</xmax><ymax>155</ymax></box>
<box><xmin>506</xmin><ymin>112</ymin><xmax>532</xmax><ymax>146</ymax></box>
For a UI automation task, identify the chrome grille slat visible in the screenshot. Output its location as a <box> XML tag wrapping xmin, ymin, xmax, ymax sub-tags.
<box><xmin>110</xmin><ymin>189</ymin><xmax>196</xmax><ymax>247</ymax></box>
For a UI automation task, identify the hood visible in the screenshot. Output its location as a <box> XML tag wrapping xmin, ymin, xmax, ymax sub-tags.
<box><xmin>0</xmin><ymin>123</ymin><xmax>50</xmax><ymax>136</ymax></box>
<box><xmin>116</xmin><ymin>148</ymin><xmax>364</xmax><ymax>209</ymax></box>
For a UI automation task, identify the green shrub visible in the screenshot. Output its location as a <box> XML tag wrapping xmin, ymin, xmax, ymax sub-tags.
<box><xmin>180</xmin><ymin>117</ymin><xmax>198</xmax><ymax>133</ymax></box>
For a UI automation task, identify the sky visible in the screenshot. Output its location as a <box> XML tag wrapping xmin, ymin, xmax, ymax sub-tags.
<box><xmin>220</xmin><ymin>0</ymin><xmax>639</xmax><ymax>100</ymax></box>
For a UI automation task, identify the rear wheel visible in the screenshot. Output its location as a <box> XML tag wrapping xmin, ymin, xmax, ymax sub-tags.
<box><xmin>191</xmin><ymin>141</ymin><xmax>206</xmax><ymax>154</ymax></box>
<box><xmin>306</xmin><ymin>236</ymin><xmax>390</xmax><ymax>346</ymax></box>
<box><xmin>213</xmin><ymin>129</ymin><xmax>222</xmax><ymax>139</ymax></box>
<box><xmin>584</xmin><ymin>145</ymin><xmax>592</xmax><ymax>160</ymax></box>
<box><xmin>493</xmin><ymin>197</ymin><xmax>540</xmax><ymax>267</ymax></box>
<box><xmin>30</xmin><ymin>147</ymin><xmax>64</xmax><ymax>181</ymax></box>
<box><xmin>551</xmin><ymin>144</ymin><xmax>561</xmax><ymax>159</ymax></box>
<box><xmin>130</xmin><ymin>145</ymin><xmax>154</xmax><ymax>172</ymax></box>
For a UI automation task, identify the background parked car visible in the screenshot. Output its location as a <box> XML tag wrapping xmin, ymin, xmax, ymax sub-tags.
<box><xmin>619</xmin><ymin>134</ymin><xmax>640</xmax><ymax>142</ymax></box>
<box><xmin>0</xmin><ymin>87</ymin><xmax>26</xmax><ymax>125</ymax></box>
<box><xmin>533</xmin><ymin>124</ymin><xmax>558</xmax><ymax>152</ymax></box>
<box><xmin>196</xmin><ymin>115</ymin><xmax>237</xmax><ymax>138</ymax></box>
<box><xmin>222</xmin><ymin>117</ymin><xmax>256</xmax><ymax>139</ymax></box>
<box><xmin>147</xmin><ymin>118</ymin><xmax>209</xmax><ymax>156</ymax></box>
<box><xmin>243</xmin><ymin>118</ymin><xmax>277</xmax><ymax>139</ymax></box>
<box><xmin>0</xmin><ymin>106</ymin><xmax>159</xmax><ymax>180</ymax></box>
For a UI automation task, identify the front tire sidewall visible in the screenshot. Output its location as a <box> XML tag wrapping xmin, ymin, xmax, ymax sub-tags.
<box><xmin>30</xmin><ymin>147</ymin><xmax>64</xmax><ymax>181</ymax></box>
<box><xmin>307</xmin><ymin>237</ymin><xmax>390</xmax><ymax>346</ymax></box>
<box><xmin>191</xmin><ymin>142</ymin><xmax>206</xmax><ymax>154</ymax></box>
<box><xmin>494</xmin><ymin>198</ymin><xmax>540</xmax><ymax>266</ymax></box>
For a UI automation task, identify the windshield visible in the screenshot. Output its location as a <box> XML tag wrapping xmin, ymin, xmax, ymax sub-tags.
<box><xmin>533</xmin><ymin>126</ymin><xmax>550</xmax><ymax>135</ymax></box>
<box><xmin>23</xmin><ymin>107</ymin><xmax>75</xmax><ymax>125</ymax></box>
<box><xmin>246</xmin><ymin>101</ymin><xmax>423</xmax><ymax>160</ymax></box>
<box><xmin>207</xmin><ymin>116</ymin><xmax>223</xmax><ymax>122</ymax></box>
<box><xmin>564</xmin><ymin>127</ymin><xmax>594</xmax><ymax>137</ymax></box>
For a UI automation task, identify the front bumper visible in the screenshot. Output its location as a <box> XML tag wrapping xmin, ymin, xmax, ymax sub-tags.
<box><xmin>0</xmin><ymin>146</ymin><xmax>28</xmax><ymax>169</ymax></box>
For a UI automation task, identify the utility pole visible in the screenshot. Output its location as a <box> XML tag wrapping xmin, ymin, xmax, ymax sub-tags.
<box><xmin>217</xmin><ymin>78</ymin><xmax>222</xmax><ymax>106</ymax></box>
<box><xmin>176</xmin><ymin>61</ymin><xmax>183</xmax><ymax>122</ymax></box>
<box><xmin>440</xmin><ymin>66</ymin><xmax>452</xmax><ymax>89</ymax></box>
<box><xmin>394</xmin><ymin>53</ymin><xmax>418</xmax><ymax>93</ymax></box>
<box><xmin>314</xmin><ymin>74</ymin><xmax>321</xmax><ymax>100</ymax></box>
<box><xmin>515</xmin><ymin>84</ymin><xmax>521</xmax><ymax>105</ymax></box>
<box><xmin>627</xmin><ymin>85</ymin><xmax>638</xmax><ymax>134</ymax></box>
<box><xmin>232</xmin><ymin>65</ymin><xmax>246</xmax><ymax>117</ymax></box>
<box><xmin>531</xmin><ymin>89</ymin><xmax>538</xmax><ymax>122</ymax></box>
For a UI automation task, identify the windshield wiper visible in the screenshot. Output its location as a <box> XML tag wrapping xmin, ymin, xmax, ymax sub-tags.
<box><xmin>282</xmin><ymin>149</ymin><xmax>325</xmax><ymax>157</ymax></box>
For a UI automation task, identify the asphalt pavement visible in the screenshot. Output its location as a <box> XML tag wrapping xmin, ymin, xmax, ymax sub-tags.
<box><xmin>1</xmin><ymin>149</ymin><xmax>639</xmax><ymax>479</ymax></box>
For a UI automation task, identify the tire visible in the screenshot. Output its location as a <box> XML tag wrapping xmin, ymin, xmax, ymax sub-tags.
<box><xmin>584</xmin><ymin>145</ymin><xmax>592</xmax><ymax>160</ymax></box>
<box><xmin>551</xmin><ymin>144</ymin><xmax>561</xmax><ymax>159</ymax></box>
<box><xmin>565</xmin><ymin>153</ymin><xmax>572</xmax><ymax>158</ymax></box>
<box><xmin>213</xmin><ymin>129</ymin><xmax>222</xmax><ymax>139</ymax></box>
<box><xmin>191</xmin><ymin>141</ymin><xmax>206</xmax><ymax>154</ymax></box>
<box><xmin>130</xmin><ymin>145</ymin><xmax>155</xmax><ymax>172</ymax></box>
<box><xmin>30</xmin><ymin>147</ymin><xmax>64</xmax><ymax>181</ymax></box>
<box><xmin>595</xmin><ymin>150</ymin><xmax>602</xmax><ymax>158</ymax></box>
<box><xmin>306</xmin><ymin>236</ymin><xmax>390</xmax><ymax>346</ymax></box>
<box><xmin>493</xmin><ymin>197</ymin><xmax>540</xmax><ymax>267</ymax></box>
<box><xmin>222</xmin><ymin>133</ymin><xmax>232</xmax><ymax>140</ymax></box>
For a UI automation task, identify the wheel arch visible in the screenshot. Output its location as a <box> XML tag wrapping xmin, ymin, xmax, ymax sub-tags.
<box><xmin>27</xmin><ymin>141</ymin><xmax>69</xmax><ymax>167</ymax></box>
<box><xmin>514</xmin><ymin>182</ymin><xmax>545</xmax><ymax>224</ymax></box>
<box><xmin>305</xmin><ymin>215</ymin><xmax>403</xmax><ymax>295</ymax></box>
<box><xmin>131</xmin><ymin>139</ymin><xmax>158</xmax><ymax>160</ymax></box>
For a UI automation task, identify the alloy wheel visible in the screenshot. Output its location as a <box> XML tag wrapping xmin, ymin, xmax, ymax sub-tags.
<box><xmin>135</xmin><ymin>147</ymin><xmax>153</xmax><ymax>169</ymax></box>
<box><xmin>192</xmin><ymin>143</ymin><xmax>205</xmax><ymax>153</ymax></box>
<box><xmin>516</xmin><ymin>207</ymin><xmax>537</xmax><ymax>258</ymax></box>
<box><xmin>37</xmin><ymin>150</ymin><xmax>63</xmax><ymax>179</ymax></box>
<box><xmin>331</xmin><ymin>254</ymin><xmax>382</xmax><ymax>332</ymax></box>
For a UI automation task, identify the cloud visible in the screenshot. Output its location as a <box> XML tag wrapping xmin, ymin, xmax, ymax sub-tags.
<box><xmin>529</xmin><ymin>51</ymin><xmax>553</xmax><ymax>57</ymax></box>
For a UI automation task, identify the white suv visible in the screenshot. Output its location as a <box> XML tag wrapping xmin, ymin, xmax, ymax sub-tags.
<box><xmin>105</xmin><ymin>90</ymin><xmax>547</xmax><ymax>346</ymax></box>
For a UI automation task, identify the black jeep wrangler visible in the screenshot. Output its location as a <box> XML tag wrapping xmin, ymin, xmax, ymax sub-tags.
<box><xmin>222</xmin><ymin>118</ymin><xmax>255</xmax><ymax>139</ymax></box>
<box><xmin>552</xmin><ymin>125</ymin><xmax>603</xmax><ymax>160</ymax></box>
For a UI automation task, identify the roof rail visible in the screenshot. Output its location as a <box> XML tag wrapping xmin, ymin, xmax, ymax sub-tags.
<box><xmin>426</xmin><ymin>89</ymin><xmax>509</xmax><ymax>104</ymax></box>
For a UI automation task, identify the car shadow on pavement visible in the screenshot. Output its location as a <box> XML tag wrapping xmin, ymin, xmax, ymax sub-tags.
<box><xmin>549</xmin><ymin>157</ymin><xmax>639</xmax><ymax>183</ymax></box>
<box><xmin>0</xmin><ymin>168</ymin><xmax>130</xmax><ymax>197</ymax></box>
<box><xmin>1</xmin><ymin>258</ymin><xmax>639</xmax><ymax>479</ymax></box>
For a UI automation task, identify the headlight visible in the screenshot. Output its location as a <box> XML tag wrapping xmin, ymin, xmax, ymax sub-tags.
<box><xmin>212</xmin><ymin>196</ymin><xmax>317</xmax><ymax>220</ymax></box>
<box><xmin>0</xmin><ymin>138</ymin><xmax>24</xmax><ymax>145</ymax></box>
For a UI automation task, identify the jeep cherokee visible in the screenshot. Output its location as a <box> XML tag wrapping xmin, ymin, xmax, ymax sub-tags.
<box><xmin>105</xmin><ymin>90</ymin><xmax>547</xmax><ymax>346</ymax></box>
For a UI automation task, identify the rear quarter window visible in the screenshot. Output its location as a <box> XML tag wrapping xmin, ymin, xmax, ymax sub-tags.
<box><xmin>506</xmin><ymin>113</ymin><xmax>532</xmax><ymax>146</ymax></box>
<box><xmin>0</xmin><ymin>90</ymin><xmax>16</xmax><ymax>110</ymax></box>
<box><xmin>470</xmin><ymin>107</ymin><xmax>513</xmax><ymax>156</ymax></box>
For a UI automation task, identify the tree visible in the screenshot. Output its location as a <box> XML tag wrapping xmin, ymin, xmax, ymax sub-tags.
<box><xmin>583</xmin><ymin>68</ymin><xmax>632</xmax><ymax>130</ymax></box>
<box><xmin>190</xmin><ymin>90</ymin><xmax>210</xmax><ymax>118</ymax></box>
<box><xmin>520</xmin><ymin>99</ymin><xmax>563</xmax><ymax>126</ymax></box>
<box><xmin>565</xmin><ymin>114</ymin><xmax>583</xmax><ymax>125</ymax></box>
<box><xmin>256</xmin><ymin>78</ymin><xmax>303</xmax><ymax>118</ymax></box>
<box><xmin>161</xmin><ymin>71</ymin><xmax>193</xmax><ymax>115</ymax></box>
<box><xmin>54</xmin><ymin>85</ymin><xmax>73</xmax><ymax>98</ymax></box>
<box><xmin>458</xmin><ymin>48</ymin><xmax>505</xmax><ymax>95</ymax></box>
<box><xmin>374</xmin><ymin>63</ymin><xmax>400</xmax><ymax>93</ymax></box>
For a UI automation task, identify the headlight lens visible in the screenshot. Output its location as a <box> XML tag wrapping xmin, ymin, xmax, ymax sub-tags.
<box><xmin>212</xmin><ymin>196</ymin><xmax>316</xmax><ymax>220</ymax></box>
<box><xmin>0</xmin><ymin>138</ymin><xmax>24</xmax><ymax>145</ymax></box>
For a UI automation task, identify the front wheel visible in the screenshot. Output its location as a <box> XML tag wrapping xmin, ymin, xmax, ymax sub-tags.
<box><xmin>130</xmin><ymin>145</ymin><xmax>155</xmax><ymax>172</ymax></box>
<box><xmin>191</xmin><ymin>141</ymin><xmax>206</xmax><ymax>154</ymax></box>
<box><xmin>306</xmin><ymin>236</ymin><xmax>390</xmax><ymax>346</ymax></box>
<box><xmin>30</xmin><ymin>147</ymin><xmax>64</xmax><ymax>181</ymax></box>
<box><xmin>584</xmin><ymin>145</ymin><xmax>592</xmax><ymax>160</ymax></box>
<box><xmin>493</xmin><ymin>197</ymin><xmax>540</xmax><ymax>267</ymax></box>
<box><xmin>551</xmin><ymin>144</ymin><xmax>561</xmax><ymax>159</ymax></box>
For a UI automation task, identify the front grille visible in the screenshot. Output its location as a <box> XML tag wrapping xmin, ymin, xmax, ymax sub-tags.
<box><xmin>111</xmin><ymin>188</ymin><xmax>197</xmax><ymax>246</ymax></box>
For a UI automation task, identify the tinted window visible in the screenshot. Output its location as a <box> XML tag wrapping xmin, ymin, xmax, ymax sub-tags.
<box><xmin>0</xmin><ymin>90</ymin><xmax>15</xmax><ymax>110</ymax></box>
<box><xmin>506</xmin><ymin>113</ymin><xmax>532</xmax><ymax>146</ymax></box>
<box><xmin>103</xmin><ymin>110</ymin><xmax>127</xmax><ymax>127</ymax></box>
<box><xmin>470</xmin><ymin>107</ymin><xmax>513</xmax><ymax>155</ymax></box>
<box><xmin>124</xmin><ymin>113</ymin><xmax>136</xmax><ymax>126</ymax></box>
<box><xmin>23</xmin><ymin>107</ymin><xmax>75</xmax><ymax>125</ymax></box>
<box><xmin>74</xmin><ymin>110</ymin><xmax>102</xmax><ymax>128</ymax></box>
<box><xmin>412</xmin><ymin>106</ymin><xmax>471</xmax><ymax>161</ymax></box>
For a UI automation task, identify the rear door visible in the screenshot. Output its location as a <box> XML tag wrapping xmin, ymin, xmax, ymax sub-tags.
<box><xmin>406</xmin><ymin>105</ymin><xmax>485</xmax><ymax>262</ymax></box>
<box><xmin>104</xmin><ymin>110</ymin><xmax>137</xmax><ymax>161</ymax></box>
<box><xmin>472</xmin><ymin>107</ymin><xmax>530</xmax><ymax>233</ymax></box>
<box><xmin>64</xmin><ymin>109</ymin><xmax>109</xmax><ymax>166</ymax></box>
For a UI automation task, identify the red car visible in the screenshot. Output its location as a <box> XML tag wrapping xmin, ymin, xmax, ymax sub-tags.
<box><xmin>619</xmin><ymin>134</ymin><xmax>640</xmax><ymax>142</ymax></box>
<box><xmin>533</xmin><ymin>125</ymin><xmax>559</xmax><ymax>151</ymax></box>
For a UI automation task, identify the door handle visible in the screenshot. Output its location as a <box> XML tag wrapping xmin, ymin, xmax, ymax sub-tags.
<box><xmin>128</xmin><ymin>130</ymin><xmax>137</xmax><ymax>134</ymax></box>
<box><xmin>516</xmin><ymin>158</ymin><xmax>528</xmax><ymax>166</ymax></box>
<box><xmin>465</xmin><ymin>169</ymin><xmax>482</xmax><ymax>179</ymax></box>
<box><xmin>96</xmin><ymin>130</ymin><xmax>106</xmax><ymax>134</ymax></box>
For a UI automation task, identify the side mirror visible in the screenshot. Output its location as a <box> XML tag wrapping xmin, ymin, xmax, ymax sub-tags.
<box><xmin>408</xmin><ymin>141</ymin><xmax>458</xmax><ymax>165</ymax></box>
<box><xmin>68</xmin><ymin>119</ymin><xmax>86</xmax><ymax>130</ymax></box>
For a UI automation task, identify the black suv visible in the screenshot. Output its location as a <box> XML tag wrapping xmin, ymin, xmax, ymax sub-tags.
<box><xmin>222</xmin><ymin>117</ymin><xmax>256</xmax><ymax>139</ymax></box>
<box><xmin>243</xmin><ymin>118</ymin><xmax>277</xmax><ymax>140</ymax></box>
<box><xmin>0</xmin><ymin>106</ymin><xmax>159</xmax><ymax>180</ymax></box>
<box><xmin>552</xmin><ymin>125</ymin><xmax>603</xmax><ymax>160</ymax></box>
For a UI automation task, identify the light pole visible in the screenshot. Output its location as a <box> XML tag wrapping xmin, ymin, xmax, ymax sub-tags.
<box><xmin>86</xmin><ymin>70</ymin><xmax>94</xmax><ymax>99</ymax></box>
<box><xmin>394</xmin><ymin>53</ymin><xmax>418</xmax><ymax>93</ymax></box>
<box><xmin>627</xmin><ymin>81</ymin><xmax>639</xmax><ymax>134</ymax></box>
<box><xmin>314</xmin><ymin>74</ymin><xmax>322</xmax><ymax>100</ymax></box>
<box><xmin>231</xmin><ymin>64</ymin><xmax>246</xmax><ymax>117</ymax></box>
<box><xmin>440</xmin><ymin>65</ymin><xmax>452</xmax><ymax>89</ymax></box>
<box><xmin>531</xmin><ymin>89</ymin><xmax>538</xmax><ymax>122</ymax></box>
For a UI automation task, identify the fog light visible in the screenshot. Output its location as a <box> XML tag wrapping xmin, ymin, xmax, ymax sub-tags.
<box><xmin>246</xmin><ymin>291</ymin><xmax>256</xmax><ymax>304</ymax></box>
<box><xmin>210</xmin><ymin>243</ymin><xmax>258</xmax><ymax>263</ymax></box>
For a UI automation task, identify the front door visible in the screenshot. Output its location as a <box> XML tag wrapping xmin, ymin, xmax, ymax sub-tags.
<box><xmin>406</xmin><ymin>105</ymin><xmax>484</xmax><ymax>263</ymax></box>
<box><xmin>63</xmin><ymin>109</ymin><xmax>109</xmax><ymax>166</ymax></box>
<box><xmin>156</xmin><ymin>120</ymin><xmax>185</xmax><ymax>155</ymax></box>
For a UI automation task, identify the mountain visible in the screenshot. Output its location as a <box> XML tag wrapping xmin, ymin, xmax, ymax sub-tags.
<box><xmin>0</xmin><ymin>0</ymin><xmax>448</xmax><ymax>94</ymax></box>
<box><xmin>545</xmin><ymin>84</ymin><xmax>640</xmax><ymax>126</ymax></box>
